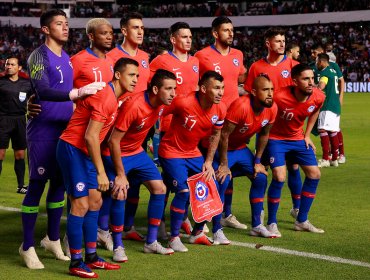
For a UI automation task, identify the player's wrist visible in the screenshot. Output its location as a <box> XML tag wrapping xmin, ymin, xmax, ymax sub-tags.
<box><xmin>254</xmin><ymin>157</ymin><xmax>261</xmax><ymax>164</ymax></box>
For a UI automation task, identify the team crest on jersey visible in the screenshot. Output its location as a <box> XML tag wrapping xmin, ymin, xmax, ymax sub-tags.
<box><xmin>211</xmin><ymin>115</ymin><xmax>219</xmax><ymax>124</ymax></box>
<box><xmin>193</xmin><ymin>65</ymin><xmax>199</xmax><ymax>73</ymax></box>
<box><xmin>281</xmin><ymin>70</ymin><xmax>290</xmax><ymax>78</ymax></box>
<box><xmin>195</xmin><ymin>181</ymin><xmax>209</xmax><ymax>201</ymax></box>
<box><xmin>76</xmin><ymin>182</ymin><xmax>85</xmax><ymax>192</ymax></box>
<box><xmin>233</xmin><ymin>58</ymin><xmax>239</xmax><ymax>66</ymax></box>
<box><xmin>37</xmin><ymin>167</ymin><xmax>45</xmax><ymax>175</ymax></box>
<box><xmin>159</xmin><ymin>108</ymin><xmax>164</xmax><ymax>116</ymax></box>
<box><xmin>261</xmin><ymin>119</ymin><xmax>269</xmax><ymax>127</ymax></box>
<box><xmin>19</xmin><ymin>92</ymin><xmax>27</xmax><ymax>102</ymax></box>
<box><xmin>142</xmin><ymin>60</ymin><xmax>148</xmax><ymax>69</ymax></box>
<box><xmin>307</xmin><ymin>105</ymin><xmax>316</xmax><ymax>113</ymax></box>
<box><xmin>173</xmin><ymin>180</ymin><xmax>178</xmax><ymax>187</ymax></box>
<box><xmin>270</xmin><ymin>157</ymin><xmax>275</xmax><ymax>164</ymax></box>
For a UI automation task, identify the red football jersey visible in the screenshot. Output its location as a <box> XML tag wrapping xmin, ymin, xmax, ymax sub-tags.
<box><xmin>107</xmin><ymin>46</ymin><xmax>150</xmax><ymax>93</ymax></box>
<box><xmin>269</xmin><ymin>87</ymin><xmax>325</xmax><ymax>140</ymax></box>
<box><xmin>244</xmin><ymin>56</ymin><xmax>299</xmax><ymax>92</ymax></box>
<box><xmin>226</xmin><ymin>95</ymin><xmax>278</xmax><ymax>150</ymax></box>
<box><xmin>150</xmin><ymin>51</ymin><xmax>199</xmax><ymax>132</ymax></box>
<box><xmin>102</xmin><ymin>91</ymin><xmax>164</xmax><ymax>157</ymax></box>
<box><xmin>159</xmin><ymin>94</ymin><xmax>227</xmax><ymax>159</ymax></box>
<box><xmin>60</xmin><ymin>83</ymin><xmax>123</xmax><ymax>155</ymax></box>
<box><xmin>71</xmin><ymin>48</ymin><xmax>114</xmax><ymax>88</ymax></box>
<box><xmin>195</xmin><ymin>45</ymin><xmax>246</xmax><ymax>108</ymax></box>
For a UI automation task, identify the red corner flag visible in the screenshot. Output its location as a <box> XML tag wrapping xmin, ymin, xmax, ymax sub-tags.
<box><xmin>187</xmin><ymin>172</ymin><xmax>223</xmax><ymax>223</ymax></box>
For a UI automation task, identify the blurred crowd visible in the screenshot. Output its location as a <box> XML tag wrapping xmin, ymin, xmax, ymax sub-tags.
<box><xmin>0</xmin><ymin>20</ymin><xmax>369</xmax><ymax>82</ymax></box>
<box><xmin>0</xmin><ymin>0</ymin><xmax>369</xmax><ymax>18</ymax></box>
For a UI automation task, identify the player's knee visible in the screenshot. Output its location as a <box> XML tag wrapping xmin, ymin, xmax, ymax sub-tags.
<box><xmin>71</xmin><ymin>198</ymin><xmax>89</xmax><ymax>216</ymax></box>
<box><xmin>272</xmin><ymin>171</ymin><xmax>286</xmax><ymax>183</ymax></box>
<box><xmin>306</xmin><ymin>167</ymin><xmax>321</xmax><ymax>180</ymax></box>
<box><xmin>88</xmin><ymin>191</ymin><xmax>103</xmax><ymax>211</ymax></box>
<box><xmin>148</xmin><ymin>180</ymin><xmax>166</xmax><ymax>194</ymax></box>
<box><xmin>176</xmin><ymin>190</ymin><xmax>190</xmax><ymax>203</ymax></box>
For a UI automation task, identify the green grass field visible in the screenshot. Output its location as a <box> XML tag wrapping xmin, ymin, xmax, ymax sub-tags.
<box><xmin>1</xmin><ymin>93</ymin><xmax>370</xmax><ymax>279</ymax></box>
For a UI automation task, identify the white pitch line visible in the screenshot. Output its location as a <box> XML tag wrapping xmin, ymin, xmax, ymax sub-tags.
<box><xmin>2</xmin><ymin>205</ymin><xmax>369</xmax><ymax>269</ymax></box>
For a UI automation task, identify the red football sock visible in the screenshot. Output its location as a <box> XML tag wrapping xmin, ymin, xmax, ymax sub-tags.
<box><xmin>337</xmin><ymin>130</ymin><xmax>345</xmax><ymax>155</ymax></box>
<box><xmin>319</xmin><ymin>132</ymin><xmax>330</xmax><ymax>160</ymax></box>
<box><xmin>329</xmin><ymin>132</ymin><xmax>339</xmax><ymax>160</ymax></box>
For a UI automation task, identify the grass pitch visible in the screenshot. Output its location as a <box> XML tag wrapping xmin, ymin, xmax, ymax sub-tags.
<box><xmin>0</xmin><ymin>93</ymin><xmax>369</xmax><ymax>279</ymax></box>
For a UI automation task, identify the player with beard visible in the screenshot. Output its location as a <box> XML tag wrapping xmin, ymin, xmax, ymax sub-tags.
<box><xmin>215</xmin><ymin>74</ymin><xmax>277</xmax><ymax>239</ymax></box>
<box><xmin>195</xmin><ymin>16</ymin><xmax>247</xmax><ymax>230</ymax></box>
<box><xmin>244</xmin><ymin>27</ymin><xmax>302</xmax><ymax>224</ymax></box>
<box><xmin>264</xmin><ymin>64</ymin><xmax>325</xmax><ymax>237</ymax></box>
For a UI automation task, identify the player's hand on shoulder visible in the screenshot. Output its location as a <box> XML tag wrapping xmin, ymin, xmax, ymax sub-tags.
<box><xmin>69</xmin><ymin>82</ymin><xmax>106</xmax><ymax>101</ymax></box>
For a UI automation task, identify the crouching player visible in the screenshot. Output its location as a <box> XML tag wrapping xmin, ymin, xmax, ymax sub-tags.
<box><xmin>102</xmin><ymin>69</ymin><xmax>177</xmax><ymax>259</ymax></box>
<box><xmin>159</xmin><ymin>71</ymin><xmax>227</xmax><ymax>252</ymax></box>
<box><xmin>265</xmin><ymin>64</ymin><xmax>325</xmax><ymax>237</ymax></box>
<box><xmin>215</xmin><ymin>74</ymin><xmax>277</xmax><ymax>239</ymax></box>
<box><xmin>56</xmin><ymin>58</ymin><xmax>139</xmax><ymax>278</ymax></box>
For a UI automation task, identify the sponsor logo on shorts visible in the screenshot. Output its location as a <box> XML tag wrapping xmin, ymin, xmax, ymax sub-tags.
<box><xmin>270</xmin><ymin>157</ymin><xmax>275</xmax><ymax>164</ymax></box>
<box><xmin>37</xmin><ymin>167</ymin><xmax>45</xmax><ymax>175</ymax></box>
<box><xmin>307</xmin><ymin>105</ymin><xmax>316</xmax><ymax>113</ymax></box>
<box><xmin>193</xmin><ymin>65</ymin><xmax>199</xmax><ymax>73</ymax></box>
<box><xmin>109</xmin><ymin>181</ymin><xmax>114</xmax><ymax>189</ymax></box>
<box><xmin>172</xmin><ymin>180</ymin><xmax>178</xmax><ymax>187</ymax></box>
<box><xmin>142</xmin><ymin>60</ymin><xmax>148</xmax><ymax>69</ymax></box>
<box><xmin>76</xmin><ymin>182</ymin><xmax>85</xmax><ymax>192</ymax></box>
<box><xmin>195</xmin><ymin>181</ymin><xmax>209</xmax><ymax>201</ymax></box>
<box><xmin>281</xmin><ymin>70</ymin><xmax>290</xmax><ymax>78</ymax></box>
<box><xmin>261</xmin><ymin>119</ymin><xmax>269</xmax><ymax>127</ymax></box>
<box><xmin>233</xmin><ymin>58</ymin><xmax>239</xmax><ymax>66</ymax></box>
<box><xmin>211</xmin><ymin>115</ymin><xmax>219</xmax><ymax>124</ymax></box>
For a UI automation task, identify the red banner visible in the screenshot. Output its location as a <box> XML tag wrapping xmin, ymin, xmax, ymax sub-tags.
<box><xmin>187</xmin><ymin>172</ymin><xmax>223</xmax><ymax>223</ymax></box>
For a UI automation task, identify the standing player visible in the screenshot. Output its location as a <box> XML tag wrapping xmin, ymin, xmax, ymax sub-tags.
<box><xmin>56</xmin><ymin>58</ymin><xmax>139</xmax><ymax>278</ymax></box>
<box><xmin>159</xmin><ymin>71</ymin><xmax>226</xmax><ymax>252</ymax></box>
<box><xmin>215</xmin><ymin>74</ymin><xmax>277</xmax><ymax>238</ymax></box>
<box><xmin>0</xmin><ymin>56</ymin><xmax>32</xmax><ymax>194</ymax></box>
<box><xmin>286</xmin><ymin>42</ymin><xmax>300</xmax><ymax>61</ymax></box>
<box><xmin>310</xmin><ymin>44</ymin><xmax>346</xmax><ymax>163</ymax></box>
<box><xmin>19</xmin><ymin>10</ymin><xmax>100</xmax><ymax>269</ymax></box>
<box><xmin>244</xmin><ymin>27</ymin><xmax>302</xmax><ymax>221</ymax></box>
<box><xmin>107</xmin><ymin>12</ymin><xmax>149</xmax><ymax>94</ymax></box>
<box><xmin>316</xmin><ymin>53</ymin><xmax>341</xmax><ymax>167</ymax></box>
<box><xmin>103</xmin><ymin>69</ymin><xmax>177</xmax><ymax>260</ymax></box>
<box><xmin>70</xmin><ymin>18</ymin><xmax>116</xmax><ymax>253</ymax></box>
<box><xmin>265</xmin><ymin>64</ymin><xmax>325</xmax><ymax>237</ymax></box>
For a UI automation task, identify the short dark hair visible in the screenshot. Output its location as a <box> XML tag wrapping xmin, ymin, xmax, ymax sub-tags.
<box><xmin>291</xmin><ymin>63</ymin><xmax>312</xmax><ymax>79</ymax></box>
<box><xmin>311</xmin><ymin>44</ymin><xmax>324</xmax><ymax>52</ymax></box>
<box><xmin>170</xmin><ymin>22</ymin><xmax>190</xmax><ymax>36</ymax></box>
<box><xmin>40</xmin><ymin>9</ymin><xmax>66</xmax><ymax>28</ymax></box>
<box><xmin>211</xmin><ymin>16</ymin><xmax>232</xmax><ymax>30</ymax></box>
<box><xmin>120</xmin><ymin>12</ymin><xmax>143</xmax><ymax>28</ymax></box>
<box><xmin>264</xmin><ymin>27</ymin><xmax>285</xmax><ymax>41</ymax></box>
<box><xmin>286</xmin><ymin>42</ymin><xmax>299</xmax><ymax>51</ymax></box>
<box><xmin>317</xmin><ymin>53</ymin><xmax>330</xmax><ymax>62</ymax></box>
<box><xmin>149</xmin><ymin>69</ymin><xmax>176</xmax><ymax>90</ymax></box>
<box><xmin>199</xmin><ymin>71</ymin><xmax>224</xmax><ymax>86</ymax></box>
<box><xmin>113</xmin><ymin>58</ymin><xmax>139</xmax><ymax>77</ymax></box>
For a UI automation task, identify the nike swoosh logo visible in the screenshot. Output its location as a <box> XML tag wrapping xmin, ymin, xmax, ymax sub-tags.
<box><xmin>76</xmin><ymin>270</ymin><xmax>96</xmax><ymax>277</ymax></box>
<box><xmin>142</xmin><ymin>117</ymin><xmax>149</xmax><ymax>121</ymax></box>
<box><xmin>173</xmin><ymin>68</ymin><xmax>180</xmax><ymax>71</ymax></box>
<box><xmin>187</xmin><ymin>115</ymin><xmax>196</xmax><ymax>118</ymax></box>
<box><xmin>92</xmin><ymin>67</ymin><xmax>99</xmax><ymax>71</ymax></box>
<box><xmin>286</xmin><ymin>108</ymin><xmax>294</xmax><ymax>111</ymax></box>
<box><xmin>56</xmin><ymin>66</ymin><xmax>61</xmax><ymax>70</ymax></box>
<box><xmin>213</xmin><ymin>63</ymin><xmax>220</xmax><ymax>66</ymax></box>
